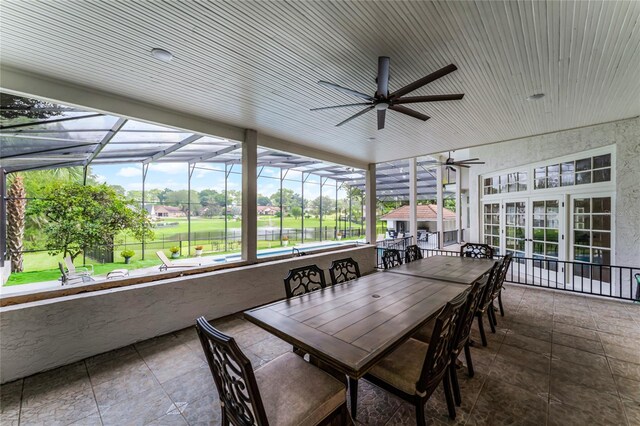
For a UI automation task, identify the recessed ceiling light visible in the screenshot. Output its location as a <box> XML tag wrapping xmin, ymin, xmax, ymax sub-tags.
<box><xmin>526</xmin><ymin>93</ymin><xmax>545</xmax><ymax>101</ymax></box>
<box><xmin>151</xmin><ymin>48</ymin><xmax>173</xmax><ymax>62</ymax></box>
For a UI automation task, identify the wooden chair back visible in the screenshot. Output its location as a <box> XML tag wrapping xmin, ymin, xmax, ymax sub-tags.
<box><xmin>283</xmin><ymin>264</ymin><xmax>327</xmax><ymax>298</ymax></box>
<box><xmin>196</xmin><ymin>317</ymin><xmax>268</xmax><ymax>425</ymax></box>
<box><xmin>382</xmin><ymin>249</ymin><xmax>402</xmax><ymax>269</ymax></box>
<box><xmin>329</xmin><ymin>257</ymin><xmax>361</xmax><ymax>284</ymax></box>
<box><xmin>460</xmin><ymin>243</ymin><xmax>494</xmax><ymax>259</ymax></box>
<box><xmin>404</xmin><ymin>245</ymin><xmax>423</xmax><ymax>263</ymax></box>
<box><xmin>416</xmin><ymin>290</ymin><xmax>468</xmax><ymax>397</ymax></box>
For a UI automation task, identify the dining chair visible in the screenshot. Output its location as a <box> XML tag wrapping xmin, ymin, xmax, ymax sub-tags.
<box><xmin>364</xmin><ymin>291</ymin><xmax>469</xmax><ymax>425</ymax></box>
<box><xmin>382</xmin><ymin>248</ymin><xmax>402</xmax><ymax>269</ymax></box>
<box><xmin>404</xmin><ymin>245</ymin><xmax>423</xmax><ymax>263</ymax></box>
<box><xmin>413</xmin><ymin>278</ymin><xmax>489</xmax><ymax>409</ymax></box>
<box><xmin>283</xmin><ymin>264</ymin><xmax>327</xmax><ymax>298</ymax></box>
<box><xmin>328</xmin><ymin>257</ymin><xmax>361</xmax><ymax>284</ymax></box>
<box><xmin>460</xmin><ymin>243</ymin><xmax>494</xmax><ymax>259</ymax></box>
<box><xmin>488</xmin><ymin>254</ymin><xmax>513</xmax><ymax>320</ymax></box>
<box><xmin>195</xmin><ymin>317</ymin><xmax>350</xmax><ymax>426</ymax></box>
<box><xmin>474</xmin><ymin>261</ymin><xmax>501</xmax><ymax>346</ymax></box>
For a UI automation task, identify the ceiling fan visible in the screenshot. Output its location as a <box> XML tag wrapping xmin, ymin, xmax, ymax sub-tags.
<box><xmin>422</xmin><ymin>151</ymin><xmax>485</xmax><ymax>169</ymax></box>
<box><xmin>311</xmin><ymin>56</ymin><xmax>464</xmax><ymax>130</ymax></box>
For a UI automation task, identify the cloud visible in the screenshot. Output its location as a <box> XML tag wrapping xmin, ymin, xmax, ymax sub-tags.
<box><xmin>149</xmin><ymin>163</ymin><xmax>188</xmax><ymax>175</ymax></box>
<box><xmin>117</xmin><ymin>166</ymin><xmax>142</xmax><ymax>178</ymax></box>
<box><xmin>93</xmin><ymin>174</ymin><xmax>107</xmax><ymax>183</ymax></box>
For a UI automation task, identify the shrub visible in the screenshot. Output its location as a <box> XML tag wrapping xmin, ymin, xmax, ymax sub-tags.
<box><xmin>120</xmin><ymin>249</ymin><xmax>135</xmax><ymax>259</ymax></box>
<box><xmin>169</xmin><ymin>246</ymin><xmax>180</xmax><ymax>254</ymax></box>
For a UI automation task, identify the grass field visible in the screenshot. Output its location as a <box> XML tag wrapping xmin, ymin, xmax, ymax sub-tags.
<box><xmin>7</xmin><ymin>215</ymin><xmax>372</xmax><ymax>286</ymax></box>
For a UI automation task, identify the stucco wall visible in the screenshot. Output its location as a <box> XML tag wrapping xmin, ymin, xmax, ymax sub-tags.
<box><xmin>0</xmin><ymin>245</ymin><xmax>376</xmax><ymax>383</ymax></box>
<box><xmin>467</xmin><ymin>116</ymin><xmax>640</xmax><ymax>268</ymax></box>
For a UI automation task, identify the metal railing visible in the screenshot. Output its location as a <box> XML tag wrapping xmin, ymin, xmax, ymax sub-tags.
<box><xmin>376</xmin><ymin>247</ymin><xmax>640</xmax><ymax>302</ymax></box>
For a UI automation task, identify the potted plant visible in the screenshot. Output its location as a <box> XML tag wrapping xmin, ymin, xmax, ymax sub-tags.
<box><xmin>194</xmin><ymin>245</ymin><xmax>204</xmax><ymax>257</ymax></box>
<box><xmin>120</xmin><ymin>249</ymin><xmax>135</xmax><ymax>264</ymax></box>
<box><xmin>336</xmin><ymin>232</ymin><xmax>342</xmax><ymax>240</ymax></box>
<box><xmin>169</xmin><ymin>246</ymin><xmax>180</xmax><ymax>259</ymax></box>
<box><xmin>282</xmin><ymin>235</ymin><xmax>289</xmax><ymax>247</ymax></box>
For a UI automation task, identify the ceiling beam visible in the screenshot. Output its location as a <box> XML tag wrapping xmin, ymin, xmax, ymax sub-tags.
<box><xmin>84</xmin><ymin>117</ymin><xmax>128</xmax><ymax>166</ymax></box>
<box><xmin>189</xmin><ymin>143</ymin><xmax>241</xmax><ymax>163</ymax></box>
<box><xmin>143</xmin><ymin>134</ymin><xmax>203</xmax><ymax>164</ymax></box>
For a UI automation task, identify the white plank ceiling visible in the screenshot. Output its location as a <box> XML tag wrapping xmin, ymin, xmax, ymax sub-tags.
<box><xmin>1</xmin><ymin>0</ymin><xmax>639</xmax><ymax>164</ymax></box>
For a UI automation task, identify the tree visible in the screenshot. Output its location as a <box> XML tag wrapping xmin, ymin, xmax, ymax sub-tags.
<box><xmin>30</xmin><ymin>182</ymin><xmax>154</xmax><ymax>261</ymax></box>
<box><xmin>109</xmin><ymin>185</ymin><xmax>126</xmax><ymax>197</ymax></box>
<box><xmin>257</xmin><ymin>194</ymin><xmax>271</xmax><ymax>206</ymax></box>
<box><xmin>6</xmin><ymin>174</ymin><xmax>26</xmax><ymax>272</ymax></box>
<box><xmin>309</xmin><ymin>195</ymin><xmax>334</xmax><ymax>216</ymax></box>
<box><xmin>164</xmin><ymin>190</ymin><xmax>199</xmax><ymax>211</ymax></box>
<box><xmin>0</xmin><ymin>94</ymin><xmax>63</xmax><ymax>120</ymax></box>
<box><xmin>269</xmin><ymin>188</ymin><xmax>301</xmax><ymax>212</ymax></box>
<box><xmin>290</xmin><ymin>206</ymin><xmax>302</xmax><ymax>219</ymax></box>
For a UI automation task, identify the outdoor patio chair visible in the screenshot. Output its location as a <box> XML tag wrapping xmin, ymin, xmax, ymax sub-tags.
<box><xmin>364</xmin><ymin>290</ymin><xmax>469</xmax><ymax>425</ymax></box>
<box><xmin>284</xmin><ymin>264</ymin><xmax>327</xmax><ymax>299</ymax></box>
<box><xmin>328</xmin><ymin>257</ymin><xmax>361</xmax><ymax>284</ymax></box>
<box><xmin>474</xmin><ymin>262</ymin><xmax>501</xmax><ymax>346</ymax></box>
<box><xmin>460</xmin><ymin>243</ymin><xmax>494</xmax><ymax>259</ymax></box>
<box><xmin>156</xmin><ymin>251</ymin><xmax>201</xmax><ymax>271</ymax></box>
<box><xmin>413</xmin><ymin>278</ymin><xmax>488</xmax><ymax>411</ymax></box>
<box><xmin>58</xmin><ymin>262</ymin><xmax>95</xmax><ymax>286</ymax></box>
<box><xmin>417</xmin><ymin>231</ymin><xmax>429</xmax><ymax>243</ymax></box>
<box><xmin>64</xmin><ymin>256</ymin><xmax>93</xmax><ymax>277</ymax></box>
<box><xmin>381</xmin><ymin>248</ymin><xmax>402</xmax><ymax>269</ymax></box>
<box><xmin>195</xmin><ymin>317</ymin><xmax>350</xmax><ymax>426</ymax></box>
<box><xmin>489</xmin><ymin>254</ymin><xmax>512</xmax><ymax>318</ymax></box>
<box><xmin>405</xmin><ymin>245</ymin><xmax>423</xmax><ymax>263</ymax></box>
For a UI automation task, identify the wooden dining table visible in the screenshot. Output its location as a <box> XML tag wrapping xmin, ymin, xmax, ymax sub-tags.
<box><xmin>244</xmin><ymin>271</ymin><xmax>469</xmax><ymax>418</ymax></box>
<box><xmin>384</xmin><ymin>254</ymin><xmax>497</xmax><ymax>285</ymax></box>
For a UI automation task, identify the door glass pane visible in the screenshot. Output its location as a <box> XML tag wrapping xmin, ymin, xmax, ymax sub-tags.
<box><xmin>592</xmin><ymin>198</ymin><xmax>611</xmax><ymax>213</ymax></box>
<box><xmin>572</xmin><ymin>196</ymin><xmax>612</xmax><ymax>267</ymax></box>
<box><xmin>592</xmin><ymin>215</ymin><xmax>610</xmax><ymax>230</ymax></box>
<box><xmin>505</xmin><ymin>201</ymin><xmax>526</xmax><ymax>258</ymax></box>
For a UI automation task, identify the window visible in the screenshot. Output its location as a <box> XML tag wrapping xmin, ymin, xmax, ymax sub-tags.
<box><xmin>483</xmin><ymin>172</ymin><xmax>527</xmax><ymax>195</ymax></box>
<box><xmin>573</xmin><ymin>197</ymin><xmax>611</xmax><ymax>264</ymax></box>
<box><xmin>534</xmin><ymin>154</ymin><xmax>611</xmax><ymax>190</ymax></box>
<box><xmin>482</xmin><ymin>203</ymin><xmax>500</xmax><ymax>254</ymax></box>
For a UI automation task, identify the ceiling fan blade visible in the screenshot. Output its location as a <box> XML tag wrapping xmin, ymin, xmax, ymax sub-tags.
<box><xmin>388</xmin><ymin>105</ymin><xmax>430</xmax><ymax>121</ymax></box>
<box><xmin>392</xmin><ymin>94</ymin><xmax>464</xmax><ymax>104</ymax></box>
<box><xmin>317</xmin><ymin>81</ymin><xmax>373</xmax><ymax>100</ymax></box>
<box><xmin>335</xmin><ymin>105</ymin><xmax>375</xmax><ymax>127</ymax></box>
<box><xmin>390</xmin><ymin>64</ymin><xmax>458</xmax><ymax>99</ymax></box>
<box><xmin>310</xmin><ymin>102</ymin><xmax>373</xmax><ymax>111</ymax></box>
<box><xmin>420</xmin><ymin>160</ymin><xmax>441</xmax><ymax>164</ymax></box>
<box><xmin>457</xmin><ymin>158</ymin><xmax>480</xmax><ymax>162</ymax></box>
<box><xmin>377</xmin><ymin>109</ymin><xmax>386</xmax><ymax>130</ymax></box>
<box><xmin>457</xmin><ymin>161</ymin><xmax>485</xmax><ymax>164</ymax></box>
<box><xmin>457</xmin><ymin>164</ymin><xmax>470</xmax><ymax>168</ymax></box>
<box><xmin>377</xmin><ymin>56</ymin><xmax>390</xmax><ymax>97</ymax></box>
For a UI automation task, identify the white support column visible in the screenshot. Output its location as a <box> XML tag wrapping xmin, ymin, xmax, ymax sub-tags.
<box><xmin>436</xmin><ymin>165</ymin><xmax>444</xmax><ymax>249</ymax></box>
<box><xmin>365</xmin><ymin>163</ymin><xmax>377</xmax><ymax>244</ymax></box>
<box><xmin>242</xmin><ymin>129</ymin><xmax>258</xmax><ymax>262</ymax></box>
<box><xmin>409</xmin><ymin>157</ymin><xmax>418</xmax><ymax>244</ymax></box>
<box><xmin>455</xmin><ymin>166</ymin><xmax>462</xmax><ymax>243</ymax></box>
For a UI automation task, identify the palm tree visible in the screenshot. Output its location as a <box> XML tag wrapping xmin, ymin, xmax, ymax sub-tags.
<box><xmin>7</xmin><ymin>174</ymin><xmax>26</xmax><ymax>272</ymax></box>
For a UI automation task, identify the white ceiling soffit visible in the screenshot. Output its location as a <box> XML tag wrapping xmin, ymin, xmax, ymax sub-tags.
<box><xmin>1</xmin><ymin>1</ymin><xmax>639</xmax><ymax>164</ymax></box>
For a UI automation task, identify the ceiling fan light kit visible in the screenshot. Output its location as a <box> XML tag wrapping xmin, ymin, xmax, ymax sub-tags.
<box><xmin>312</xmin><ymin>56</ymin><xmax>464</xmax><ymax>130</ymax></box>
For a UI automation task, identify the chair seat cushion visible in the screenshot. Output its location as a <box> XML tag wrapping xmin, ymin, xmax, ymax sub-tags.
<box><xmin>255</xmin><ymin>352</ymin><xmax>346</xmax><ymax>426</ymax></box>
<box><xmin>412</xmin><ymin>319</ymin><xmax>436</xmax><ymax>343</ymax></box>
<box><xmin>369</xmin><ymin>338</ymin><xmax>429</xmax><ymax>395</ymax></box>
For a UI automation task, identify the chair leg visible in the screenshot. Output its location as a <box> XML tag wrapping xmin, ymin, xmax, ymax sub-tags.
<box><xmin>487</xmin><ymin>306</ymin><xmax>497</xmax><ymax>333</ymax></box>
<box><xmin>349</xmin><ymin>377</ymin><xmax>358</xmax><ymax>419</ymax></box>
<box><xmin>498</xmin><ymin>292</ymin><xmax>505</xmax><ymax>317</ymax></box>
<box><xmin>442</xmin><ymin>371</ymin><xmax>457</xmax><ymax>420</ymax></box>
<box><xmin>415</xmin><ymin>401</ymin><xmax>426</xmax><ymax>426</ymax></box>
<box><xmin>490</xmin><ymin>302</ymin><xmax>498</xmax><ymax>327</ymax></box>
<box><xmin>464</xmin><ymin>342</ymin><xmax>475</xmax><ymax>377</ymax></box>
<box><xmin>477</xmin><ymin>314</ymin><xmax>488</xmax><ymax>347</ymax></box>
<box><xmin>450</xmin><ymin>362</ymin><xmax>462</xmax><ymax>406</ymax></box>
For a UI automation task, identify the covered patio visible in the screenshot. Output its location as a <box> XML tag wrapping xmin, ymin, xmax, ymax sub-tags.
<box><xmin>1</xmin><ymin>1</ymin><xmax>639</xmax><ymax>425</ymax></box>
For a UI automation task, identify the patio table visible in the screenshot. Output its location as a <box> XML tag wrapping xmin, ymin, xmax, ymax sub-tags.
<box><xmin>385</xmin><ymin>254</ymin><xmax>496</xmax><ymax>285</ymax></box>
<box><xmin>244</xmin><ymin>271</ymin><xmax>468</xmax><ymax>418</ymax></box>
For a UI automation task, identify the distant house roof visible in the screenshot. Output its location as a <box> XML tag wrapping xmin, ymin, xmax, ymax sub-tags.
<box><xmin>257</xmin><ymin>205</ymin><xmax>281</xmax><ymax>213</ymax></box>
<box><xmin>380</xmin><ymin>205</ymin><xmax>456</xmax><ymax>221</ymax></box>
<box><xmin>154</xmin><ymin>205</ymin><xmax>184</xmax><ymax>214</ymax></box>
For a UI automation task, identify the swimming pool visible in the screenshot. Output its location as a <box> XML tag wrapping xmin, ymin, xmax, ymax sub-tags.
<box><xmin>222</xmin><ymin>242</ymin><xmax>354</xmax><ymax>262</ymax></box>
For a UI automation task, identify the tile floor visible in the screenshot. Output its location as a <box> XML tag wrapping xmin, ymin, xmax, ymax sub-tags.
<box><xmin>1</xmin><ymin>284</ymin><xmax>639</xmax><ymax>425</ymax></box>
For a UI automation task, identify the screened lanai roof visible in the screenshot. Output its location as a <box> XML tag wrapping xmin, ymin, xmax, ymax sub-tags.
<box><xmin>0</xmin><ymin>95</ymin><xmax>450</xmax><ymax>199</ymax></box>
